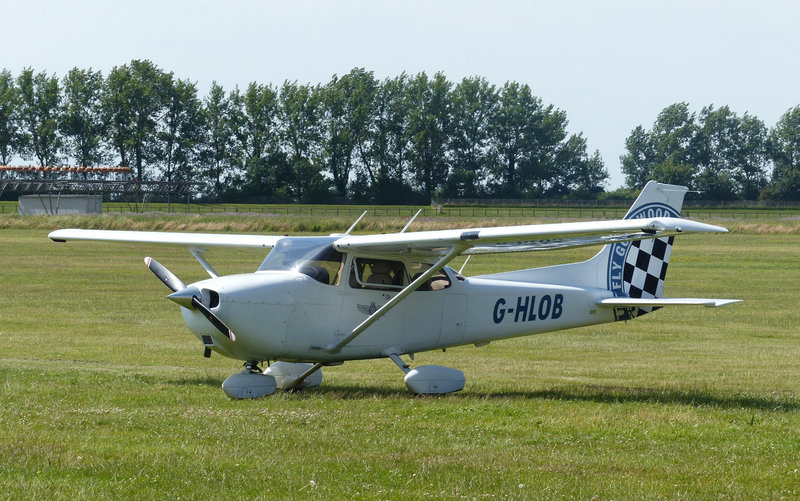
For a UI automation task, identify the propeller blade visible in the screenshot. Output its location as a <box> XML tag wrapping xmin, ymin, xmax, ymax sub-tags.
<box><xmin>144</xmin><ymin>257</ymin><xmax>186</xmax><ymax>292</ymax></box>
<box><xmin>145</xmin><ymin>257</ymin><xmax>236</xmax><ymax>342</ymax></box>
<box><xmin>191</xmin><ymin>296</ymin><xmax>236</xmax><ymax>342</ymax></box>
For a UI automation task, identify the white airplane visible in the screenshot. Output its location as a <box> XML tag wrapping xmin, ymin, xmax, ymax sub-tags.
<box><xmin>49</xmin><ymin>181</ymin><xmax>738</xmax><ymax>398</ymax></box>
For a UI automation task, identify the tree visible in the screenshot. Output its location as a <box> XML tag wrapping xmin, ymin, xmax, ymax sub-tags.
<box><xmin>621</xmin><ymin>103</ymin><xmax>699</xmax><ymax>190</ymax></box>
<box><xmin>17</xmin><ymin>68</ymin><xmax>62</xmax><ymax>168</ymax></box>
<box><xmin>521</xmin><ymin>102</ymin><xmax>569</xmax><ymax>195</ymax></box>
<box><xmin>445</xmin><ymin>76</ymin><xmax>497</xmax><ymax>197</ymax></box>
<box><xmin>763</xmin><ymin>106</ymin><xmax>800</xmax><ymax>200</ymax></box>
<box><xmin>489</xmin><ymin>82</ymin><xmax>540</xmax><ymax>195</ymax></box>
<box><xmin>200</xmin><ymin>82</ymin><xmax>235</xmax><ymax>199</ymax></box>
<box><xmin>694</xmin><ymin>105</ymin><xmax>739</xmax><ymax>199</ymax></box>
<box><xmin>319</xmin><ymin>69</ymin><xmax>377</xmax><ymax>199</ymax></box>
<box><xmin>0</xmin><ymin>69</ymin><xmax>20</xmax><ymax>165</ymax></box>
<box><xmin>651</xmin><ymin>159</ymin><xmax>696</xmax><ymax>188</ymax></box>
<box><xmin>550</xmin><ymin>133</ymin><xmax>607</xmax><ymax>197</ymax></box>
<box><xmin>231</xmin><ymin>82</ymin><xmax>279</xmax><ymax>199</ymax></box>
<box><xmin>620</xmin><ymin>125</ymin><xmax>655</xmax><ymax>188</ymax></box>
<box><xmin>344</xmin><ymin>69</ymin><xmax>379</xmax><ymax>200</ymax></box>
<box><xmin>693</xmin><ymin>105</ymin><xmax>768</xmax><ymax>199</ymax></box>
<box><xmin>406</xmin><ymin>72</ymin><xmax>451</xmax><ymax>196</ymax></box>
<box><xmin>158</xmin><ymin>76</ymin><xmax>203</xmax><ymax>184</ymax></box>
<box><xmin>651</xmin><ymin>103</ymin><xmax>699</xmax><ymax>168</ymax></box>
<box><xmin>277</xmin><ymin>81</ymin><xmax>326</xmax><ymax>200</ymax></box>
<box><xmin>61</xmin><ymin>67</ymin><xmax>106</xmax><ymax>167</ymax></box>
<box><xmin>102</xmin><ymin>64</ymin><xmax>133</xmax><ymax>168</ymax></box>
<box><xmin>366</xmin><ymin>74</ymin><xmax>413</xmax><ymax>202</ymax></box>
<box><xmin>319</xmin><ymin>75</ymin><xmax>351</xmax><ymax>198</ymax></box>
<box><xmin>733</xmin><ymin>112</ymin><xmax>769</xmax><ymax>199</ymax></box>
<box><xmin>102</xmin><ymin>60</ymin><xmax>168</xmax><ymax>179</ymax></box>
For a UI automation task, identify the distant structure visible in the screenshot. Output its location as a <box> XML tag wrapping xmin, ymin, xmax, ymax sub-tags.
<box><xmin>0</xmin><ymin>165</ymin><xmax>202</xmax><ymax>214</ymax></box>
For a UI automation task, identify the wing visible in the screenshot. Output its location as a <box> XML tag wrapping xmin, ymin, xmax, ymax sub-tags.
<box><xmin>333</xmin><ymin>217</ymin><xmax>727</xmax><ymax>260</ymax></box>
<box><xmin>48</xmin><ymin>229</ymin><xmax>282</xmax><ymax>249</ymax></box>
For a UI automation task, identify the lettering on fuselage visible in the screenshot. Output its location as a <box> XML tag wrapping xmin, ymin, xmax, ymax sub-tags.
<box><xmin>492</xmin><ymin>294</ymin><xmax>564</xmax><ymax>324</ymax></box>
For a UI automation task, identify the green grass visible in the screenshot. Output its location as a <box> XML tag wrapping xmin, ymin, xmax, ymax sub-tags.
<box><xmin>2</xmin><ymin>226</ymin><xmax>800</xmax><ymax>499</ymax></box>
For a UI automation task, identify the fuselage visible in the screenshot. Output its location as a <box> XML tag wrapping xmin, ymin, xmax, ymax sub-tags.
<box><xmin>180</xmin><ymin>249</ymin><xmax>619</xmax><ymax>363</ymax></box>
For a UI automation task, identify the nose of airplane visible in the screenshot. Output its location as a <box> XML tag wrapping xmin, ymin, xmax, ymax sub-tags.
<box><xmin>167</xmin><ymin>286</ymin><xmax>200</xmax><ymax>309</ymax></box>
<box><xmin>163</xmin><ymin>281</ymin><xmax>234</xmax><ymax>341</ymax></box>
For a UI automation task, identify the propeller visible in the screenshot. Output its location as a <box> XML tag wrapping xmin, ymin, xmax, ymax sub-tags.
<box><xmin>144</xmin><ymin>257</ymin><xmax>185</xmax><ymax>292</ymax></box>
<box><xmin>144</xmin><ymin>257</ymin><xmax>236</xmax><ymax>341</ymax></box>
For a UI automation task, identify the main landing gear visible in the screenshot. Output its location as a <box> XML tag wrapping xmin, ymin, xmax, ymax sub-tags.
<box><xmin>388</xmin><ymin>354</ymin><xmax>465</xmax><ymax>395</ymax></box>
<box><xmin>220</xmin><ymin>356</ymin><xmax>464</xmax><ymax>399</ymax></box>
<box><xmin>221</xmin><ymin>361</ymin><xmax>324</xmax><ymax>399</ymax></box>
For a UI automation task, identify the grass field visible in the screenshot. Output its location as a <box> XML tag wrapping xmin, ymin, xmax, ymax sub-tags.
<box><xmin>2</xmin><ymin>220</ymin><xmax>800</xmax><ymax>499</ymax></box>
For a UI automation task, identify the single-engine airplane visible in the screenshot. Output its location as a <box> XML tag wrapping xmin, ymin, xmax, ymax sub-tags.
<box><xmin>49</xmin><ymin>181</ymin><xmax>738</xmax><ymax>398</ymax></box>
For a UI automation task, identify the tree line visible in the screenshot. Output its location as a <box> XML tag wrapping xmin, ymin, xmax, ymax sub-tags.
<box><xmin>0</xmin><ymin>61</ymin><xmax>607</xmax><ymax>203</ymax></box>
<box><xmin>621</xmin><ymin>102</ymin><xmax>800</xmax><ymax>200</ymax></box>
<box><xmin>1</xmin><ymin>60</ymin><xmax>798</xmax><ymax>202</ymax></box>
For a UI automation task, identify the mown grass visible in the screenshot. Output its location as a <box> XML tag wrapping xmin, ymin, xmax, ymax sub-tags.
<box><xmin>2</xmin><ymin>221</ymin><xmax>800</xmax><ymax>499</ymax></box>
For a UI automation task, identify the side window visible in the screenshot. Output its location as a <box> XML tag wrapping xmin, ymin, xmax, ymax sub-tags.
<box><xmin>407</xmin><ymin>262</ymin><xmax>452</xmax><ymax>291</ymax></box>
<box><xmin>349</xmin><ymin>258</ymin><xmax>408</xmax><ymax>290</ymax></box>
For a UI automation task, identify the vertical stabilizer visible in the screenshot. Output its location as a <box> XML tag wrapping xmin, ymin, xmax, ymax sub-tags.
<box><xmin>604</xmin><ymin>181</ymin><xmax>688</xmax><ymax>317</ymax></box>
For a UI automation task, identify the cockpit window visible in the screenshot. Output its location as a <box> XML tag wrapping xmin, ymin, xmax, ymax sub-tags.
<box><xmin>257</xmin><ymin>237</ymin><xmax>344</xmax><ymax>285</ymax></box>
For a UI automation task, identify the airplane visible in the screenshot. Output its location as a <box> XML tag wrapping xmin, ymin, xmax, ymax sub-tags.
<box><xmin>48</xmin><ymin>181</ymin><xmax>739</xmax><ymax>398</ymax></box>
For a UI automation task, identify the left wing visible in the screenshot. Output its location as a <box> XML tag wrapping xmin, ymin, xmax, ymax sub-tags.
<box><xmin>49</xmin><ymin>229</ymin><xmax>282</xmax><ymax>278</ymax></box>
<box><xmin>333</xmin><ymin>217</ymin><xmax>727</xmax><ymax>259</ymax></box>
<box><xmin>48</xmin><ymin>229</ymin><xmax>282</xmax><ymax>249</ymax></box>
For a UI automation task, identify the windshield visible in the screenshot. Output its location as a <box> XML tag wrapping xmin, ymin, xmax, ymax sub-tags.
<box><xmin>257</xmin><ymin>236</ymin><xmax>343</xmax><ymax>285</ymax></box>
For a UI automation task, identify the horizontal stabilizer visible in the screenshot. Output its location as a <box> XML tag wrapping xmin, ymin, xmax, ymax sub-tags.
<box><xmin>598</xmin><ymin>297</ymin><xmax>741</xmax><ymax>308</ymax></box>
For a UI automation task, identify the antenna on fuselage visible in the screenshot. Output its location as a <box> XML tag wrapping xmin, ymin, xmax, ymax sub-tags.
<box><xmin>344</xmin><ymin>211</ymin><xmax>368</xmax><ymax>235</ymax></box>
<box><xmin>400</xmin><ymin>208</ymin><xmax>423</xmax><ymax>233</ymax></box>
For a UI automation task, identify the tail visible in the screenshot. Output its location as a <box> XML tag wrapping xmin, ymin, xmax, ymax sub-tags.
<box><xmin>505</xmin><ymin>182</ymin><xmax>687</xmax><ymax>310</ymax></box>
<box><xmin>599</xmin><ymin>181</ymin><xmax>687</xmax><ymax>317</ymax></box>
<box><xmin>483</xmin><ymin>181</ymin><xmax>738</xmax><ymax>314</ymax></box>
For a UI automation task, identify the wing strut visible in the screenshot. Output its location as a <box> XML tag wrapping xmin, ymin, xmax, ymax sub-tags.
<box><xmin>325</xmin><ymin>245</ymin><xmax>464</xmax><ymax>355</ymax></box>
<box><xmin>344</xmin><ymin>211</ymin><xmax>368</xmax><ymax>235</ymax></box>
<box><xmin>283</xmin><ymin>361</ymin><xmax>326</xmax><ymax>389</ymax></box>
<box><xmin>400</xmin><ymin>209</ymin><xmax>423</xmax><ymax>233</ymax></box>
<box><xmin>189</xmin><ymin>248</ymin><xmax>219</xmax><ymax>278</ymax></box>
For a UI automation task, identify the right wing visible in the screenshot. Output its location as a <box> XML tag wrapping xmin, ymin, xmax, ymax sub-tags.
<box><xmin>333</xmin><ymin>217</ymin><xmax>728</xmax><ymax>260</ymax></box>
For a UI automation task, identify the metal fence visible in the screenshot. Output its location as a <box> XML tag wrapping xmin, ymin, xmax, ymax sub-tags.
<box><xmin>3</xmin><ymin>201</ymin><xmax>800</xmax><ymax>219</ymax></box>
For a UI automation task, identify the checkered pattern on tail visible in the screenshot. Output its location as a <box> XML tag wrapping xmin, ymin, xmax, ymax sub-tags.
<box><xmin>622</xmin><ymin>236</ymin><xmax>674</xmax><ymax>316</ymax></box>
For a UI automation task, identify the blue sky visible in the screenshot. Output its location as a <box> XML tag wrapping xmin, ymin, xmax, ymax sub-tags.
<box><xmin>3</xmin><ymin>0</ymin><xmax>798</xmax><ymax>188</ymax></box>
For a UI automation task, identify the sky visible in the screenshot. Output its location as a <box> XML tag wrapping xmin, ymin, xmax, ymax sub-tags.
<box><xmin>2</xmin><ymin>0</ymin><xmax>799</xmax><ymax>189</ymax></box>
